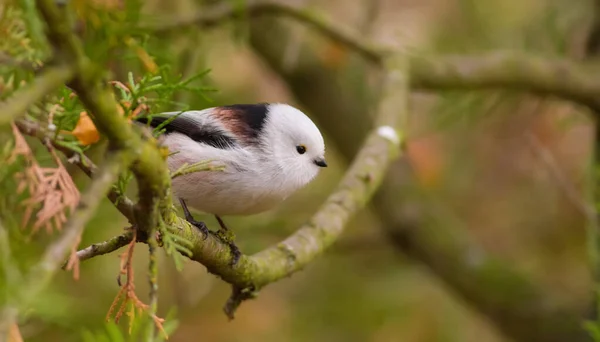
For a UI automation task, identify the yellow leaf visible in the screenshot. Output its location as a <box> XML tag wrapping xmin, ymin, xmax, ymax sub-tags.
<box><xmin>72</xmin><ymin>111</ymin><xmax>100</xmax><ymax>146</ymax></box>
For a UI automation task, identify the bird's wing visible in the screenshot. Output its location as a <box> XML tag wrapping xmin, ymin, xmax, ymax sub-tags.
<box><xmin>136</xmin><ymin>104</ymin><xmax>270</xmax><ymax>149</ymax></box>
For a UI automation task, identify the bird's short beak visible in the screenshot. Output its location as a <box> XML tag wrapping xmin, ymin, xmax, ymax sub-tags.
<box><xmin>314</xmin><ymin>157</ymin><xmax>327</xmax><ymax>168</ymax></box>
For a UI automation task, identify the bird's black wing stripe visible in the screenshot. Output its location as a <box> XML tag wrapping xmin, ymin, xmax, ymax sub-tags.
<box><xmin>220</xmin><ymin>103</ymin><xmax>269</xmax><ymax>140</ymax></box>
<box><xmin>137</xmin><ymin>114</ymin><xmax>237</xmax><ymax>149</ymax></box>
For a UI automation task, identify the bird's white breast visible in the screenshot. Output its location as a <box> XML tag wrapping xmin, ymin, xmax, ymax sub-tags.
<box><xmin>165</xmin><ymin>133</ymin><xmax>298</xmax><ymax>216</ymax></box>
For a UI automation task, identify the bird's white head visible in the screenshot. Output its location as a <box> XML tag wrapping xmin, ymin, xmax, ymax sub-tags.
<box><xmin>259</xmin><ymin>103</ymin><xmax>327</xmax><ymax>191</ymax></box>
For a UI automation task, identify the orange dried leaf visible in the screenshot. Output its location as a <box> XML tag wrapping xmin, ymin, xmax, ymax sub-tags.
<box><xmin>320</xmin><ymin>41</ymin><xmax>348</xmax><ymax>68</ymax></box>
<box><xmin>8</xmin><ymin>322</ymin><xmax>23</xmax><ymax>342</ymax></box>
<box><xmin>124</xmin><ymin>37</ymin><xmax>158</xmax><ymax>74</ymax></box>
<box><xmin>72</xmin><ymin>111</ymin><xmax>100</xmax><ymax>146</ymax></box>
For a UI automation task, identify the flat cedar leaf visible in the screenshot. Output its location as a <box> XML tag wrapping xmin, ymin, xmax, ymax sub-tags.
<box><xmin>72</xmin><ymin>111</ymin><xmax>100</xmax><ymax>146</ymax></box>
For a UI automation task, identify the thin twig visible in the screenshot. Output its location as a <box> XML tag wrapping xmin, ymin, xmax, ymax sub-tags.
<box><xmin>64</xmin><ymin>232</ymin><xmax>134</xmax><ymax>267</ymax></box>
<box><xmin>0</xmin><ymin>64</ymin><xmax>75</xmax><ymax>126</ymax></box>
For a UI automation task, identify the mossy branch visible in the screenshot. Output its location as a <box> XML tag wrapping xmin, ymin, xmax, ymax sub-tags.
<box><xmin>153</xmin><ymin>56</ymin><xmax>406</xmax><ymax>296</ymax></box>
<box><xmin>68</xmin><ymin>232</ymin><xmax>134</xmax><ymax>265</ymax></box>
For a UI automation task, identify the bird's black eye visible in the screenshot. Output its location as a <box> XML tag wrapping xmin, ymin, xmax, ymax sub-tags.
<box><xmin>296</xmin><ymin>145</ymin><xmax>307</xmax><ymax>154</ymax></box>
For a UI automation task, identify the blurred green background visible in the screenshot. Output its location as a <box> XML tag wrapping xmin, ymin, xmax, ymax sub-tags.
<box><xmin>3</xmin><ymin>0</ymin><xmax>600</xmax><ymax>341</ymax></box>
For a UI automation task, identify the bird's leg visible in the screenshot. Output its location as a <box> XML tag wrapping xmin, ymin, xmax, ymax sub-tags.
<box><xmin>179</xmin><ymin>198</ymin><xmax>210</xmax><ymax>240</ymax></box>
<box><xmin>215</xmin><ymin>215</ymin><xmax>241</xmax><ymax>266</ymax></box>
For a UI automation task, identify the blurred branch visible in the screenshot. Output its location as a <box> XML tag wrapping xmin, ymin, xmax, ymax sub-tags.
<box><xmin>15</xmin><ymin>119</ymin><xmax>136</xmax><ymax>223</ymax></box>
<box><xmin>376</xmin><ymin>164</ymin><xmax>590</xmax><ymax>342</ymax></box>
<box><xmin>246</xmin><ymin>13</ymin><xmax>591</xmax><ymax>342</ymax></box>
<box><xmin>148</xmin><ymin>0</ymin><xmax>387</xmax><ymax>63</ymax></box>
<box><xmin>0</xmin><ymin>64</ymin><xmax>74</xmax><ymax>126</ymax></box>
<box><xmin>410</xmin><ymin>53</ymin><xmax>600</xmax><ymax>112</ymax></box>
<box><xmin>159</xmin><ymin>1</ymin><xmax>600</xmax><ymax>114</ymax></box>
<box><xmin>585</xmin><ymin>0</ymin><xmax>600</xmax><ymax>56</ymax></box>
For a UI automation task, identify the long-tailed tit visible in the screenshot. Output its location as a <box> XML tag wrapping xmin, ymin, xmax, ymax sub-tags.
<box><xmin>138</xmin><ymin>103</ymin><xmax>327</xmax><ymax>264</ymax></box>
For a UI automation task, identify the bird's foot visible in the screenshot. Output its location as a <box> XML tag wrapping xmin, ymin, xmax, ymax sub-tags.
<box><xmin>179</xmin><ymin>198</ymin><xmax>211</xmax><ymax>240</ymax></box>
<box><xmin>214</xmin><ymin>228</ymin><xmax>241</xmax><ymax>266</ymax></box>
<box><xmin>189</xmin><ymin>219</ymin><xmax>211</xmax><ymax>240</ymax></box>
<box><xmin>214</xmin><ymin>215</ymin><xmax>241</xmax><ymax>266</ymax></box>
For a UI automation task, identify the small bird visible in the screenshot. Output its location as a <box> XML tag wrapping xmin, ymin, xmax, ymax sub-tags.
<box><xmin>138</xmin><ymin>103</ymin><xmax>327</xmax><ymax>265</ymax></box>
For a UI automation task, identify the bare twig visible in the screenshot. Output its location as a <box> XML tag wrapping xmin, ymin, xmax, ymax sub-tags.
<box><xmin>0</xmin><ymin>64</ymin><xmax>74</xmax><ymax>126</ymax></box>
<box><xmin>64</xmin><ymin>232</ymin><xmax>134</xmax><ymax>266</ymax></box>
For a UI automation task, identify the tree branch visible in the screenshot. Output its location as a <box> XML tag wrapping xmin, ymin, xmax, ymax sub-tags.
<box><xmin>155</xmin><ymin>56</ymin><xmax>406</xmax><ymax>299</ymax></box>
<box><xmin>410</xmin><ymin>53</ymin><xmax>600</xmax><ymax>112</ymax></box>
<box><xmin>157</xmin><ymin>1</ymin><xmax>600</xmax><ymax>114</ymax></box>
<box><xmin>149</xmin><ymin>0</ymin><xmax>387</xmax><ymax>63</ymax></box>
<box><xmin>245</xmin><ymin>13</ymin><xmax>591</xmax><ymax>342</ymax></box>
<box><xmin>0</xmin><ymin>63</ymin><xmax>74</xmax><ymax>126</ymax></box>
<box><xmin>68</xmin><ymin>232</ymin><xmax>133</xmax><ymax>265</ymax></box>
<box><xmin>29</xmin><ymin>1</ymin><xmax>409</xmax><ymax>321</ymax></box>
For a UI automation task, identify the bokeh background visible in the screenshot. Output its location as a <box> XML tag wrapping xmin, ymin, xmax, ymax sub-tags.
<box><xmin>4</xmin><ymin>0</ymin><xmax>600</xmax><ymax>341</ymax></box>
